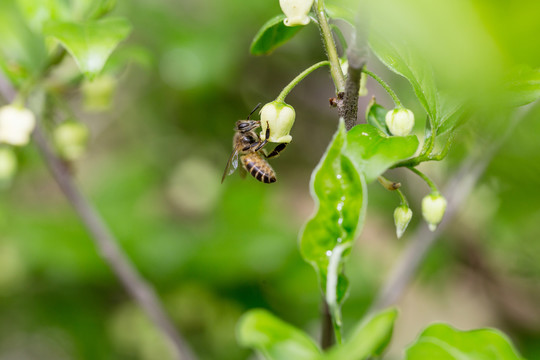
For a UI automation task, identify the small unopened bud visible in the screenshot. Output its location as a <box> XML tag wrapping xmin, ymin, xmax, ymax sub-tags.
<box><xmin>0</xmin><ymin>147</ymin><xmax>17</xmax><ymax>186</ymax></box>
<box><xmin>53</xmin><ymin>121</ymin><xmax>89</xmax><ymax>161</ymax></box>
<box><xmin>0</xmin><ymin>105</ymin><xmax>36</xmax><ymax>146</ymax></box>
<box><xmin>260</xmin><ymin>101</ymin><xmax>295</xmax><ymax>143</ymax></box>
<box><xmin>279</xmin><ymin>0</ymin><xmax>314</xmax><ymax>26</ymax></box>
<box><xmin>385</xmin><ymin>108</ymin><xmax>414</xmax><ymax>136</ymax></box>
<box><xmin>422</xmin><ymin>193</ymin><xmax>447</xmax><ymax>231</ymax></box>
<box><xmin>394</xmin><ymin>205</ymin><xmax>412</xmax><ymax>239</ymax></box>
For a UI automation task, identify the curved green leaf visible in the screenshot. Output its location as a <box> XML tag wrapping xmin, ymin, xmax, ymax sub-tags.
<box><xmin>44</xmin><ymin>17</ymin><xmax>131</xmax><ymax>78</ymax></box>
<box><xmin>369</xmin><ymin>33</ymin><xmax>438</xmax><ymax>122</ymax></box>
<box><xmin>237</xmin><ymin>309</ymin><xmax>321</xmax><ymax>360</ymax></box>
<box><xmin>344</xmin><ymin>124</ymin><xmax>419</xmax><ymax>184</ymax></box>
<box><xmin>250</xmin><ymin>15</ymin><xmax>304</xmax><ymax>55</ymax></box>
<box><xmin>406</xmin><ymin>323</ymin><xmax>525</xmax><ymax>360</ymax></box>
<box><xmin>300</xmin><ymin>119</ymin><xmax>367</xmax><ymax>315</ymax></box>
<box><xmin>325</xmin><ymin>308</ymin><xmax>398</xmax><ymax>360</ymax></box>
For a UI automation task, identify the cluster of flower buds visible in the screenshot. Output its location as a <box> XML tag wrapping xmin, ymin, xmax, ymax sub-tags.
<box><xmin>279</xmin><ymin>0</ymin><xmax>314</xmax><ymax>26</ymax></box>
<box><xmin>392</xmin><ymin>191</ymin><xmax>447</xmax><ymax>237</ymax></box>
<box><xmin>259</xmin><ymin>101</ymin><xmax>295</xmax><ymax>143</ymax></box>
<box><xmin>385</xmin><ymin>107</ymin><xmax>415</xmax><ymax>136</ymax></box>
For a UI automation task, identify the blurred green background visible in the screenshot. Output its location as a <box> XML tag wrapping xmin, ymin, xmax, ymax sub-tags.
<box><xmin>1</xmin><ymin>0</ymin><xmax>539</xmax><ymax>359</ymax></box>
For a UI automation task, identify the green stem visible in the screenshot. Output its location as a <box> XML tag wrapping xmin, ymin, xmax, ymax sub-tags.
<box><xmin>314</xmin><ymin>0</ymin><xmax>346</xmax><ymax>93</ymax></box>
<box><xmin>396</xmin><ymin>188</ymin><xmax>408</xmax><ymax>206</ymax></box>
<box><xmin>332</xmin><ymin>314</ymin><xmax>343</xmax><ymax>345</ymax></box>
<box><xmin>362</xmin><ymin>69</ymin><xmax>402</xmax><ymax>107</ymax></box>
<box><xmin>407</xmin><ymin>167</ymin><xmax>439</xmax><ymax>193</ymax></box>
<box><xmin>276</xmin><ymin>61</ymin><xmax>330</xmax><ymax>102</ymax></box>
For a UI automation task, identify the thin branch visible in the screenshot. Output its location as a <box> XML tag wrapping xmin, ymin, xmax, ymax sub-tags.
<box><xmin>0</xmin><ymin>75</ymin><xmax>196</xmax><ymax>360</ymax></box>
<box><xmin>338</xmin><ymin>53</ymin><xmax>364</xmax><ymax>130</ymax></box>
<box><xmin>337</xmin><ymin>5</ymin><xmax>368</xmax><ymax>130</ymax></box>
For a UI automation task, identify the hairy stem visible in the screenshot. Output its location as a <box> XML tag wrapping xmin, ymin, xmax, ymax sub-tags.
<box><xmin>362</xmin><ymin>69</ymin><xmax>402</xmax><ymax>107</ymax></box>
<box><xmin>276</xmin><ymin>61</ymin><xmax>330</xmax><ymax>102</ymax></box>
<box><xmin>313</xmin><ymin>1</ymin><xmax>346</xmax><ymax>93</ymax></box>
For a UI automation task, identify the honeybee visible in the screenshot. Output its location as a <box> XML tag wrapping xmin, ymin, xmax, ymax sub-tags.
<box><xmin>221</xmin><ymin>105</ymin><xmax>287</xmax><ymax>184</ymax></box>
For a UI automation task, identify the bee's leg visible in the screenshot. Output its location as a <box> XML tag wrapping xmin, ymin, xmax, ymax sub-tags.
<box><xmin>254</xmin><ymin>122</ymin><xmax>271</xmax><ymax>151</ymax></box>
<box><xmin>266</xmin><ymin>143</ymin><xmax>287</xmax><ymax>159</ymax></box>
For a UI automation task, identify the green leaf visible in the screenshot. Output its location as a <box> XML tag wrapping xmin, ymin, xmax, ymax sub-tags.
<box><xmin>326</xmin><ymin>0</ymin><xmax>358</xmax><ymax>25</ymax></box>
<box><xmin>250</xmin><ymin>15</ymin><xmax>304</xmax><ymax>56</ymax></box>
<box><xmin>16</xmin><ymin>0</ymin><xmax>71</xmax><ymax>32</ymax></box>
<box><xmin>325</xmin><ymin>308</ymin><xmax>398</xmax><ymax>360</ymax></box>
<box><xmin>365</xmin><ymin>98</ymin><xmax>390</xmax><ymax>135</ymax></box>
<box><xmin>344</xmin><ymin>124</ymin><xmax>419</xmax><ymax>184</ymax></box>
<box><xmin>505</xmin><ymin>66</ymin><xmax>540</xmax><ymax>107</ymax></box>
<box><xmin>406</xmin><ymin>323</ymin><xmax>525</xmax><ymax>360</ymax></box>
<box><xmin>300</xmin><ymin>119</ymin><xmax>367</xmax><ymax>315</ymax></box>
<box><xmin>370</xmin><ymin>34</ymin><xmax>438</xmax><ymax>121</ymax></box>
<box><xmin>237</xmin><ymin>309</ymin><xmax>322</xmax><ymax>360</ymax></box>
<box><xmin>369</xmin><ymin>34</ymin><xmax>462</xmax><ymax>135</ymax></box>
<box><xmin>0</xmin><ymin>0</ymin><xmax>47</xmax><ymax>81</ymax></box>
<box><xmin>44</xmin><ymin>17</ymin><xmax>132</xmax><ymax>78</ymax></box>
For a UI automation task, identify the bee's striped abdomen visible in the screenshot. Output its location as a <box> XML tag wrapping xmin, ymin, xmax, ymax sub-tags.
<box><xmin>243</xmin><ymin>154</ymin><xmax>276</xmax><ymax>184</ymax></box>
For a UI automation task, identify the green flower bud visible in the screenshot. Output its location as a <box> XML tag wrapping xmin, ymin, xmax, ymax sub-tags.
<box><xmin>422</xmin><ymin>193</ymin><xmax>447</xmax><ymax>231</ymax></box>
<box><xmin>385</xmin><ymin>108</ymin><xmax>415</xmax><ymax>136</ymax></box>
<box><xmin>0</xmin><ymin>147</ymin><xmax>17</xmax><ymax>186</ymax></box>
<box><xmin>394</xmin><ymin>204</ymin><xmax>412</xmax><ymax>239</ymax></box>
<box><xmin>53</xmin><ymin>121</ymin><xmax>89</xmax><ymax>161</ymax></box>
<box><xmin>279</xmin><ymin>0</ymin><xmax>314</xmax><ymax>26</ymax></box>
<box><xmin>260</xmin><ymin>101</ymin><xmax>295</xmax><ymax>143</ymax></box>
<box><xmin>0</xmin><ymin>105</ymin><xmax>36</xmax><ymax>146</ymax></box>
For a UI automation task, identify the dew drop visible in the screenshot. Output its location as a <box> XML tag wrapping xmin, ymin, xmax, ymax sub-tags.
<box><xmin>336</xmin><ymin>174</ymin><xmax>342</xmax><ymax>180</ymax></box>
<box><xmin>337</xmin><ymin>237</ymin><xmax>342</xmax><ymax>243</ymax></box>
<box><xmin>338</xmin><ymin>218</ymin><xmax>343</xmax><ymax>225</ymax></box>
<box><xmin>326</xmin><ymin>250</ymin><xmax>332</xmax><ymax>257</ymax></box>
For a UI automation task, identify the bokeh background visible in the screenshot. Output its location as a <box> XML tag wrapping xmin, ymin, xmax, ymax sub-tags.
<box><xmin>1</xmin><ymin>0</ymin><xmax>539</xmax><ymax>359</ymax></box>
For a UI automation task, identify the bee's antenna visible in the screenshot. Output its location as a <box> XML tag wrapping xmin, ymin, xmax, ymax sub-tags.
<box><xmin>247</xmin><ymin>103</ymin><xmax>262</xmax><ymax>120</ymax></box>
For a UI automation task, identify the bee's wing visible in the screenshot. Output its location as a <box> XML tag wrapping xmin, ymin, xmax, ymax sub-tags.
<box><xmin>221</xmin><ymin>147</ymin><xmax>240</xmax><ymax>183</ymax></box>
<box><xmin>238</xmin><ymin>161</ymin><xmax>247</xmax><ymax>179</ymax></box>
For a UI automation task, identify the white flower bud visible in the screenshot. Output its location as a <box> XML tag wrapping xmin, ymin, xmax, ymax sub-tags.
<box><xmin>260</xmin><ymin>101</ymin><xmax>295</xmax><ymax>143</ymax></box>
<box><xmin>422</xmin><ymin>193</ymin><xmax>447</xmax><ymax>231</ymax></box>
<box><xmin>0</xmin><ymin>105</ymin><xmax>36</xmax><ymax>146</ymax></box>
<box><xmin>279</xmin><ymin>0</ymin><xmax>314</xmax><ymax>26</ymax></box>
<box><xmin>385</xmin><ymin>108</ymin><xmax>415</xmax><ymax>136</ymax></box>
<box><xmin>0</xmin><ymin>147</ymin><xmax>17</xmax><ymax>185</ymax></box>
<box><xmin>54</xmin><ymin>121</ymin><xmax>89</xmax><ymax>161</ymax></box>
<box><xmin>394</xmin><ymin>205</ymin><xmax>412</xmax><ymax>239</ymax></box>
